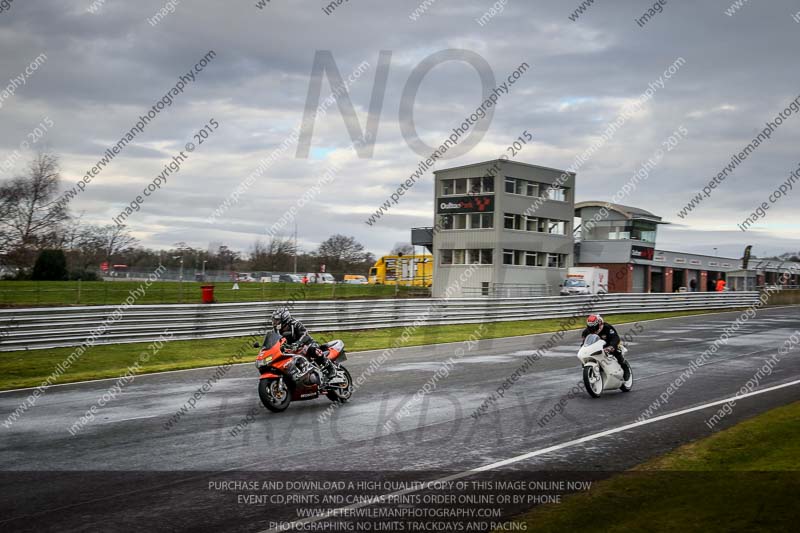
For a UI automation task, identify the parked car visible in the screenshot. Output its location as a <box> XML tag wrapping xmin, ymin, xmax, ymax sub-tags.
<box><xmin>306</xmin><ymin>273</ymin><xmax>336</xmax><ymax>284</ymax></box>
<box><xmin>344</xmin><ymin>275</ymin><xmax>368</xmax><ymax>284</ymax></box>
<box><xmin>235</xmin><ymin>272</ymin><xmax>257</xmax><ymax>282</ymax></box>
<box><xmin>277</xmin><ymin>274</ymin><xmax>302</xmax><ymax>283</ymax></box>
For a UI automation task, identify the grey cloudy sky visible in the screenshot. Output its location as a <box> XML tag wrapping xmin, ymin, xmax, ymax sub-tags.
<box><xmin>1</xmin><ymin>0</ymin><xmax>799</xmax><ymax>259</ymax></box>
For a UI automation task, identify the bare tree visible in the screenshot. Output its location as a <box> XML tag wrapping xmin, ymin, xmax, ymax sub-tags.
<box><xmin>316</xmin><ymin>234</ymin><xmax>368</xmax><ymax>272</ymax></box>
<box><xmin>251</xmin><ymin>236</ymin><xmax>297</xmax><ymax>271</ymax></box>
<box><xmin>96</xmin><ymin>225</ymin><xmax>138</xmax><ymax>262</ymax></box>
<box><xmin>250</xmin><ymin>240</ymin><xmax>269</xmax><ymax>270</ymax></box>
<box><xmin>0</xmin><ymin>182</ymin><xmax>20</xmax><ymax>254</ymax></box>
<box><xmin>63</xmin><ymin>223</ymin><xmax>137</xmax><ymax>271</ymax></box>
<box><xmin>0</xmin><ymin>153</ymin><xmax>69</xmax><ymax>265</ymax></box>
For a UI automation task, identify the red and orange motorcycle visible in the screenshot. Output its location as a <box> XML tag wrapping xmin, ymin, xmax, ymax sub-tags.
<box><xmin>254</xmin><ymin>331</ymin><xmax>353</xmax><ymax>412</ymax></box>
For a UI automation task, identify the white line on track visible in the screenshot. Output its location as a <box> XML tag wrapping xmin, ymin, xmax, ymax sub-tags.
<box><xmin>100</xmin><ymin>414</ymin><xmax>161</xmax><ymax>424</ymax></box>
<box><xmin>261</xmin><ymin>377</ymin><xmax>800</xmax><ymax>533</ymax></box>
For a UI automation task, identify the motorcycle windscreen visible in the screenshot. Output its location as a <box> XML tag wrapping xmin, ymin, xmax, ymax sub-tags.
<box><xmin>583</xmin><ymin>334</ymin><xmax>601</xmax><ymax>346</ymax></box>
<box><xmin>257</xmin><ymin>331</ymin><xmax>285</xmax><ymax>362</ymax></box>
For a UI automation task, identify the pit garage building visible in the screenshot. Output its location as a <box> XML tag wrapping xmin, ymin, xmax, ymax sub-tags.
<box><xmin>574</xmin><ymin>201</ymin><xmax>800</xmax><ymax>292</ymax></box>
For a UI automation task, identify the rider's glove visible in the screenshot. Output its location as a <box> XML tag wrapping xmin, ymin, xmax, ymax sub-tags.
<box><xmin>603</xmin><ymin>346</ymin><xmax>614</xmax><ymax>353</ymax></box>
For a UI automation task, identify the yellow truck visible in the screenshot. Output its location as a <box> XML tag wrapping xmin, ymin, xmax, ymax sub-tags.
<box><xmin>368</xmin><ymin>254</ymin><xmax>433</xmax><ymax>287</ymax></box>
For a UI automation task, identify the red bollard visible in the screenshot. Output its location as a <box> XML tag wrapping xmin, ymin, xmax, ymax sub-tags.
<box><xmin>201</xmin><ymin>285</ymin><xmax>215</xmax><ymax>304</ymax></box>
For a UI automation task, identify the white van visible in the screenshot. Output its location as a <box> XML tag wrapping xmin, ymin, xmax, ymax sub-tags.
<box><xmin>560</xmin><ymin>267</ymin><xmax>609</xmax><ymax>295</ymax></box>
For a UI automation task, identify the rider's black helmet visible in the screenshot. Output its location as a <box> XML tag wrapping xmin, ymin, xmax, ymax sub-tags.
<box><xmin>272</xmin><ymin>307</ymin><xmax>291</xmax><ymax>329</ymax></box>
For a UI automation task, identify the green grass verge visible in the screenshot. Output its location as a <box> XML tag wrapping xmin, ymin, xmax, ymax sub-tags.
<box><xmin>511</xmin><ymin>400</ymin><xmax>800</xmax><ymax>532</ymax></box>
<box><xmin>0</xmin><ymin>280</ymin><xmax>422</xmax><ymax>307</ymax></box>
<box><xmin>0</xmin><ymin>309</ymin><xmax>725</xmax><ymax>391</ymax></box>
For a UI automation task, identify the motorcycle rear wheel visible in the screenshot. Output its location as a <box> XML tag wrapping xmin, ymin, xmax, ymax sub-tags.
<box><xmin>259</xmin><ymin>378</ymin><xmax>291</xmax><ymax>412</ymax></box>
<box><xmin>583</xmin><ymin>365</ymin><xmax>603</xmax><ymax>398</ymax></box>
<box><xmin>326</xmin><ymin>366</ymin><xmax>353</xmax><ymax>404</ymax></box>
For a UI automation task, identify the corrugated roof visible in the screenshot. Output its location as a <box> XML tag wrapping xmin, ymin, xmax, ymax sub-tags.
<box><xmin>575</xmin><ymin>201</ymin><xmax>663</xmax><ymax>221</ymax></box>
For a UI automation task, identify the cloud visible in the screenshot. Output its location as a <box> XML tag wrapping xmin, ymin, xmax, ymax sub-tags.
<box><xmin>0</xmin><ymin>0</ymin><xmax>798</xmax><ymax>257</ymax></box>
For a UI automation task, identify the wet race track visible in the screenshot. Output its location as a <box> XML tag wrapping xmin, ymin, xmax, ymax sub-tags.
<box><xmin>2</xmin><ymin>307</ymin><xmax>799</xmax><ymax>532</ymax></box>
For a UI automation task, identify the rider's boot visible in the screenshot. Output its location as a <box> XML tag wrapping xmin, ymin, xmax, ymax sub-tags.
<box><xmin>321</xmin><ymin>358</ymin><xmax>336</xmax><ymax>381</ymax></box>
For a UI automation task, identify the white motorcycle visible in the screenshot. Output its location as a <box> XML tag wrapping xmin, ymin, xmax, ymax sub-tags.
<box><xmin>577</xmin><ymin>334</ymin><xmax>633</xmax><ymax>398</ymax></box>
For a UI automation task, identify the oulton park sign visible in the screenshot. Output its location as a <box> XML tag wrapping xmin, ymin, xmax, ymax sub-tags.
<box><xmin>436</xmin><ymin>195</ymin><xmax>494</xmax><ymax>214</ymax></box>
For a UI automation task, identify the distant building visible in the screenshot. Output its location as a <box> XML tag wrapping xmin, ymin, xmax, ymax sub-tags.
<box><xmin>412</xmin><ymin>161</ymin><xmax>799</xmax><ymax>296</ymax></box>
<box><xmin>414</xmin><ymin>159</ymin><xmax>575</xmax><ymax>297</ymax></box>
<box><xmin>575</xmin><ymin>202</ymin><xmax>800</xmax><ymax>292</ymax></box>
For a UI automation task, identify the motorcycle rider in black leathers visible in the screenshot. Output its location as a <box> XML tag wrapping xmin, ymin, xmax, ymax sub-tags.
<box><xmin>581</xmin><ymin>314</ymin><xmax>631</xmax><ymax>381</ymax></box>
<box><xmin>272</xmin><ymin>307</ymin><xmax>336</xmax><ymax>381</ymax></box>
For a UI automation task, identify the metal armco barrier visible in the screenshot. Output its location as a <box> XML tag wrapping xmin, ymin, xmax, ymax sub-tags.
<box><xmin>0</xmin><ymin>292</ymin><xmax>760</xmax><ymax>351</ymax></box>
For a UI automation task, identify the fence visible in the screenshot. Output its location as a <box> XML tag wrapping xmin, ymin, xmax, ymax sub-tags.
<box><xmin>0</xmin><ymin>280</ymin><xmax>424</xmax><ymax>307</ymax></box>
<box><xmin>0</xmin><ymin>292</ymin><xmax>760</xmax><ymax>351</ymax></box>
<box><xmin>462</xmin><ymin>283</ymin><xmax>551</xmax><ymax>297</ymax></box>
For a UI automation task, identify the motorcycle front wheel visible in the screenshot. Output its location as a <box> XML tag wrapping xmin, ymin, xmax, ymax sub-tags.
<box><xmin>326</xmin><ymin>366</ymin><xmax>353</xmax><ymax>404</ymax></box>
<box><xmin>583</xmin><ymin>365</ymin><xmax>603</xmax><ymax>398</ymax></box>
<box><xmin>259</xmin><ymin>378</ymin><xmax>291</xmax><ymax>412</ymax></box>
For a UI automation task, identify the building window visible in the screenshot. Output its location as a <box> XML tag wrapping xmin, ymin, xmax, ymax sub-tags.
<box><xmin>548</xmin><ymin>221</ymin><xmax>566</xmax><ymax>235</ymax></box>
<box><xmin>500</xmin><ymin>249</ymin><xmax>567</xmax><ymax>268</ymax></box>
<box><xmin>442</xmin><ymin>177</ymin><xmax>495</xmax><ymax>196</ymax></box>
<box><xmin>441</xmin><ymin>180</ymin><xmax>454</xmax><ymax>196</ymax></box>
<box><xmin>469</xmin><ymin>213</ymin><xmax>481</xmax><ymax>229</ymax></box>
<box><xmin>504</xmin><ymin>176</ymin><xmax>563</xmax><ymax>199</ymax></box>
<box><xmin>442</xmin><ymin>248</ymin><xmax>493</xmax><ymax>265</ymax></box>
<box><xmin>584</xmin><ymin>220</ymin><xmax>656</xmax><ymax>242</ymax></box>
<box><xmin>547</xmin><ymin>187</ymin><xmax>566</xmax><ymax>202</ymax></box>
<box><xmin>547</xmin><ymin>253</ymin><xmax>566</xmax><ymax>268</ymax></box>
<box><xmin>469</xmin><ymin>212</ymin><xmax>493</xmax><ymax>229</ymax></box>
<box><xmin>440</xmin><ymin>212</ymin><xmax>494</xmax><ymax>230</ymax></box>
<box><xmin>631</xmin><ymin>220</ymin><xmax>657</xmax><ymax>243</ymax></box>
<box><xmin>525</xmin><ymin>216</ymin><xmax>537</xmax><ymax>232</ymax></box>
<box><xmin>504</xmin><ymin>213</ymin><xmax>568</xmax><ymax>234</ymax></box>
